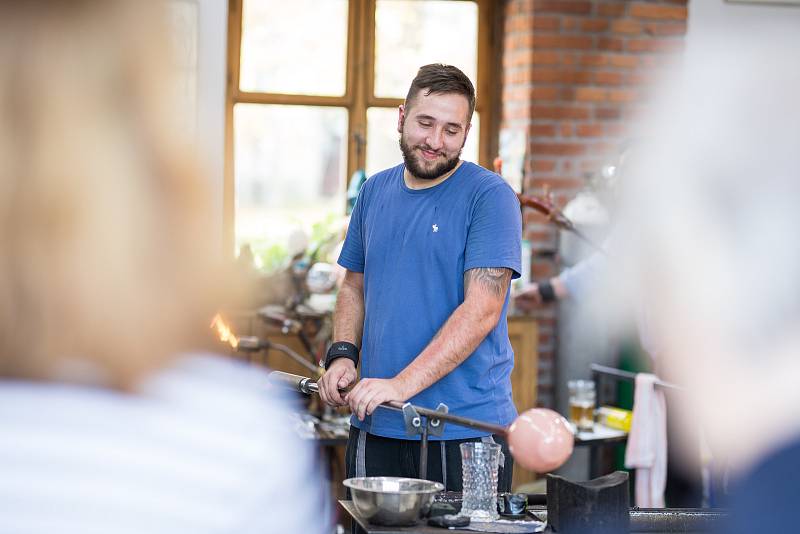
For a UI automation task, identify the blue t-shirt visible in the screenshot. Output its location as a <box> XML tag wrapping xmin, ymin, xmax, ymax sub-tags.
<box><xmin>338</xmin><ymin>161</ymin><xmax>522</xmax><ymax>440</ymax></box>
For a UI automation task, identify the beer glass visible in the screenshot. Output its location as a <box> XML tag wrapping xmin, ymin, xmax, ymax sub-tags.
<box><xmin>568</xmin><ymin>379</ymin><xmax>596</xmax><ymax>432</ymax></box>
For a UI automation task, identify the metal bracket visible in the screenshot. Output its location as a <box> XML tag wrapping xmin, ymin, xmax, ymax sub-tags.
<box><xmin>401</xmin><ymin>402</ymin><xmax>449</xmax><ymax>437</ymax></box>
<box><xmin>401</xmin><ymin>402</ymin><xmax>451</xmax><ymax>481</ymax></box>
<box><xmin>427</xmin><ymin>403</ymin><xmax>449</xmax><ymax>437</ymax></box>
<box><xmin>402</xmin><ymin>403</ymin><xmax>423</xmax><ymax>436</ymax></box>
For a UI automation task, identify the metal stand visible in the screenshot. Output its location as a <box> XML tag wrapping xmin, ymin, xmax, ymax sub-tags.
<box><xmin>401</xmin><ymin>403</ymin><xmax>448</xmax><ymax>480</ymax></box>
<box><xmin>268</xmin><ymin>371</ymin><xmax>509</xmax><ymax>481</ymax></box>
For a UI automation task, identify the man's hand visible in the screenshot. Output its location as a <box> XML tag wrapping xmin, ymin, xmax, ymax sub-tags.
<box><xmin>514</xmin><ymin>278</ymin><xmax>568</xmax><ymax>310</ymax></box>
<box><xmin>345</xmin><ymin>378</ymin><xmax>406</xmax><ymax>421</ymax></box>
<box><xmin>513</xmin><ymin>282</ymin><xmax>542</xmax><ymax>311</ymax></box>
<box><xmin>317</xmin><ymin>359</ymin><xmax>357</xmax><ymax>407</ymax></box>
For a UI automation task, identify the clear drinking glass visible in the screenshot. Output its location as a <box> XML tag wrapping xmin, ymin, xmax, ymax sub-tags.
<box><xmin>568</xmin><ymin>379</ymin><xmax>596</xmax><ymax>432</ymax></box>
<box><xmin>459</xmin><ymin>442</ymin><xmax>500</xmax><ymax>521</ymax></box>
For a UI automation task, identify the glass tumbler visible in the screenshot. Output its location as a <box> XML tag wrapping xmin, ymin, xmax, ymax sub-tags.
<box><xmin>459</xmin><ymin>441</ymin><xmax>501</xmax><ymax>521</ymax></box>
<box><xmin>568</xmin><ymin>379</ymin><xmax>596</xmax><ymax>432</ymax></box>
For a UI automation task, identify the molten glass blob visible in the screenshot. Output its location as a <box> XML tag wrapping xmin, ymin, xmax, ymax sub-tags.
<box><xmin>507</xmin><ymin>408</ymin><xmax>574</xmax><ymax>473</ymax></box>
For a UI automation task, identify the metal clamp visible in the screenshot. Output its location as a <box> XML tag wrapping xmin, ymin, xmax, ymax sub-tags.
<box><xmin>402</xmin><ymin>403</ymin><xmax>423</xmax><ymax>436</ymax></box>
<box><xmin>401</xmin><ymin>402</ymin><xmax>450</xmax><ymax>437</ymax></box>
<box><xmin>401</xmin><ymin>402</ymin><xmax>450</xmax><ymax>481</ymax></box>
<box><xmin>427</xmin><ymin>403</ymin><xmax>448</xmax><ymax>437</ymax></box>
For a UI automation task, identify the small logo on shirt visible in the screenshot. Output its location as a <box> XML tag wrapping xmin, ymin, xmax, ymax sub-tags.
<box><xmin>432</xmin><ymin>224</ymin><xmax>439</xmax><ymax>233</ymax></box>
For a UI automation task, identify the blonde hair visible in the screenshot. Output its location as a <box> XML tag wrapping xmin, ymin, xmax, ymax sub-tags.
<box><xmin>0</xmin><ymin>1</ymin><xmax>220</xmax><ymax>388</ymax></box>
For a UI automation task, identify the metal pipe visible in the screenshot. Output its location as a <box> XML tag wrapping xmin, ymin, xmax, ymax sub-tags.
<box><xmin>268</xmin><ymin>371</ymin><xmax>508</xmax><ymax>436</ymax></box>
<box><xmin>409</xmin><ymin>404</ymin><xmax>507</xmax><ymax>435</ymax></box>
<box><xmin>234</xmin><ymin>335</ymin><xmax>320</xmax><ymax>375</ymax></box>
<box><xmin>269</xmin><ymin>370</ymin><xmax>317</xmax><ymax>394</ymax></box>
<box><xmin>571</xmin><ymin>226</ymin><xmax>608</xmax><ymax>256</ymax></box>
<box><xmin>516</xmin><ymin>193</ymin><xmax>607</xmax><ymax>255</ymax></box>
<box><xmin>629</xmin><ymin>508</ymin><xmax>727</xmax><ymax>532</ymax></box>
<box><xmin>590</xmin><ymin>364</ymin><xmax>682</xmax><ymax>391</ymax></box>
<box><xmin>419</xmin><ymin>425</ymin><xmax>429</xmax><ymax>480</ymax></box>
<box><xmin>265</xmin><ymin>341</ymin><xmax>320</xmax><ymax>374</ymax></box>
<box><xmin>527</xmin><ymin>507</ymin><xmax>726</xmax><ymax>532</ymax></box>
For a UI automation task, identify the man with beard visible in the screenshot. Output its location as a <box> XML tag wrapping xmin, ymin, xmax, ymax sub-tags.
<box><xmin>318</xmin><ymin>64</ymin><xmax>522</xmax><ymax>493</ymax></box>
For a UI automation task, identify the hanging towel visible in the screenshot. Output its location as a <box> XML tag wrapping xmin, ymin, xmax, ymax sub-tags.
<box><xmin>624</xmin><ymin>373</ymin><xmax>668</xmax><ymax>507</ymax></box>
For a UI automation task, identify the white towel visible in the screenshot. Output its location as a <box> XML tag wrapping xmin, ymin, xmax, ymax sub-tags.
<box><xmin>624</xmin><ymin>373</ymin><xmax>668</xmax><ymax>507</ymax></box>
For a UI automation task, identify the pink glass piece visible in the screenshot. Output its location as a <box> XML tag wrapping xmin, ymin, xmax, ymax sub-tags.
<box><xmin>507</xmin><ymin>408</ymin><xmax>574</xmax><ymax>473</ymax></box>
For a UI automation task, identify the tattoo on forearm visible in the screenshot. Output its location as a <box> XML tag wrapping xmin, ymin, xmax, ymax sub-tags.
<box><xmin>464</xmin><ymin>267</ymin><xmax>512</xmax><ymax>298</ymax></box>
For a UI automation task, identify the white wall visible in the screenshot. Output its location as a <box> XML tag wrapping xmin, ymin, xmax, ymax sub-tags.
<box><xmin>687</xmin><ymin>0</ymin><xmax>800</xmax><ymax>47</ymax></box>
<box><xmin>196</xmin><ymin>0</ymin><xmax>228</xmax><ymax>254</ymax></box>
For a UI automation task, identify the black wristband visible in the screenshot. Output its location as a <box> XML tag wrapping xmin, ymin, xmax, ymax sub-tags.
<box><xmin>538</xmin><ymin>280</ymin><xmax>557</xmax><ymax>303</ymax></box>
<box><xmin>324</xmin><ymin>341</ymin><xmax>359</xmax><ymax>370</ymax></box>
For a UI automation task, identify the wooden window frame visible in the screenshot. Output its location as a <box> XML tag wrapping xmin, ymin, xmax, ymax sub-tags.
<box><xmin>224</xmin><ymin>0</ymin><xmax>502</xmax><ymax>255</ymax></box>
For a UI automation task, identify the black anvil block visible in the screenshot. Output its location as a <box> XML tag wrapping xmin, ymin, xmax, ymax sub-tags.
<box><xmin>547</xmin><ymin>470</ymin><xmax>629</xmax><ymax>533</ymax></box>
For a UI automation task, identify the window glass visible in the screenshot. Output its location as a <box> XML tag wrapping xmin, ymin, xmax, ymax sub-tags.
<box><xmin>234</xmin><ymin>104</ymin><xmax>348</xmax><ymax>269</ymax></box>
<box><xmin>239</xmin><ymin>0</ymin><xmax>348</xmax><ymax>96</ymax></box>
<box><xmin>374</xmin><ymin>0</ymin><xmax>478</xmax><ymax>99</ymax></box>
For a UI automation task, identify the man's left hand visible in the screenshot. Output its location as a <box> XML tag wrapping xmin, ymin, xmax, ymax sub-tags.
<box><xmin>345</xmin><ymin>378</ymin><xmax>406</xmax><ymax>421</ymax></box>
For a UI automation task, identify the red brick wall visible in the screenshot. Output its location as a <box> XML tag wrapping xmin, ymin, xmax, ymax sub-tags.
<box><xmin>501</xmin><ymin>0</ymin><xmax>688</xmax><ymax>407</ymax></box>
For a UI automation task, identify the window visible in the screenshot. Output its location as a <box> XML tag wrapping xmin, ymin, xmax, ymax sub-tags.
<box><xmin>225</xmin><ymin>0</ymin><xmax>500</xmax><ymax>268</ymax></box>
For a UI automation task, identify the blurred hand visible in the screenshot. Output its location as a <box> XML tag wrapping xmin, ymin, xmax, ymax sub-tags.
<box><xmin>345</xmin><ymin>378</ymin><xmax>406</xmax><ymax>421</ymax></box>
<box><xmin>514</xmin><ymin>282</ymin><xmax>542</xmax><ymax>311</ymax></box>
<box><xmin>317</xmin><ymin>359</ymin><xmax>357</xmax><ymax>407</ymax></box>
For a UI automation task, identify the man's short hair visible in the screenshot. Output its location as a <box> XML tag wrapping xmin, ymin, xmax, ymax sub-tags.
<box><xmin>404</xmin><ymin>64</ymin><xmax>476</xmax><ymax>123</ymax></box>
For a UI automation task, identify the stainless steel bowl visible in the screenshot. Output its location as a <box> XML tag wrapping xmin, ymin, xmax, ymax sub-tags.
<box><xmin>344</xmin><ymin>476</ymin><xmax>444</xmax><ymax>526</ymax></box>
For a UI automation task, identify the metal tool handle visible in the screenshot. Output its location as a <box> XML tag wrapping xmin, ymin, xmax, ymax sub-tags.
<box><xmin>268</xmin><ymin>370</ymin><xmax>318</xmax><ymax>395</ymax></box>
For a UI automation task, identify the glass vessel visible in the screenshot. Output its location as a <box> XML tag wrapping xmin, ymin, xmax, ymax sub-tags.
<box><xmin>568</xmin><ymin>379</ymin><xmax>596</xmax><ymax>432</ymax></box>
<box><xmin>459</xmin><ymin>442</ymin><xmax>500</xmax><ymax>521</ymax></box>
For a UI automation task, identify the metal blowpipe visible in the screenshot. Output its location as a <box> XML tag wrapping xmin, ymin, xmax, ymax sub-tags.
<box><xmin>268</xmin><ymin>370</ymin><xmax>507</xmax><ymax>436</ymax></box>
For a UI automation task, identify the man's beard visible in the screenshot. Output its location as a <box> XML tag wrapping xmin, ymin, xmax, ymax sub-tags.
<box><xmin>399</xmin><ymin>134</ymin><xmax>462</xmax><ymax>181</ymax></box>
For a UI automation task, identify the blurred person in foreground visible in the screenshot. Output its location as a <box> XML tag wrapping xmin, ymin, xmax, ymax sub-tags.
<box><xmin>514</xmin><ymin>144</ymin><xmax>707</xmax><ymax>508</ymax></box>
<box><xmin>0</xmin><ymin>2</ymin><xmax>326</xmax><ymax>533</ymax></box>
<box><xmin>616</xmin><ymin>30</ymin><xmax>800</xmax><ymax>532</ymax></box>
